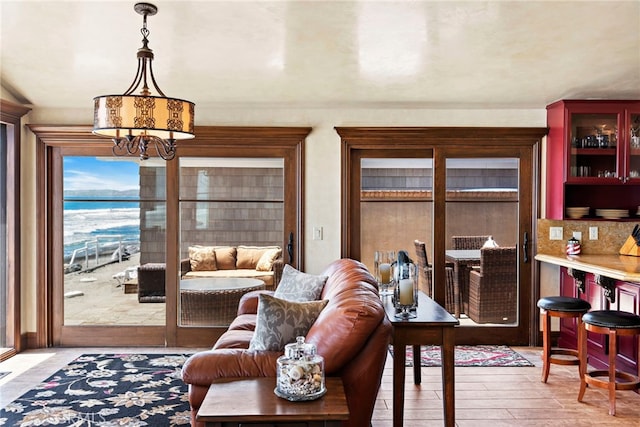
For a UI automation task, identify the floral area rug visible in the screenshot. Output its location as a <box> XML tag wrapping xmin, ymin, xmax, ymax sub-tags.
<box><xmin>392</xmin><ymin>345</ymin><xmax>534</xmax><ymax>367</ymax></box>
<box><xmin>0</xmin><ymin>353</ymin><xmax>192</xmax><ymax>426</ymax></box>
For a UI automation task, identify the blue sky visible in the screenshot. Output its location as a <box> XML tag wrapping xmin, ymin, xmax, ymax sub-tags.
<box><xmin>63</xmin><ymin>157</ymin><xmax>140</xmax><ymax>192</ymax></box>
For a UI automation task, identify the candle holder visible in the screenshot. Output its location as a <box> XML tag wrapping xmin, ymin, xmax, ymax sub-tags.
<box><xmin>392</xmin><ymin>250</ymin><xmax>418</xmax><ymax>319</ymax></box>
<box><xmin>374</xmin><ymin>250</ymin><xmax>395</xmax><ymax>297</ymax></box>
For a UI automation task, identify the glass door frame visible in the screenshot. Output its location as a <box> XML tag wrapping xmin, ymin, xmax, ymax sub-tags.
<box><xmin>1</xmin><ymin>100</ymin><xmax>31</xmax><ymax>360</ymax></box>
<box><xmin>338</xmin><ymin>126</ymin><xmax>546</xmax><ymax>345</ymax></box>
<box><xmin>172</xmin><ymin>128</ymin><xmax>308</xmax><ymax>347</ymax></box>
<box><xmin>31</xmin><ymin>125</ymin><xmax>309</xmax><ymax>348</ymax></box>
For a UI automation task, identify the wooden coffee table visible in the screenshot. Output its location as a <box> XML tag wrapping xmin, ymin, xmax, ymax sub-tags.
<box><xmin>196</xmin><ymin>376</ymin><xmax>349</xmax><ymax>426</ymax></box>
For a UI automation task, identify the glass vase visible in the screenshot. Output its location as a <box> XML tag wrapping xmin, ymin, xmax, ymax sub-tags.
<box><xmin>392</xmin><ymin>251</ymin><xmax>418</xmax><ymax>318</ymax></box>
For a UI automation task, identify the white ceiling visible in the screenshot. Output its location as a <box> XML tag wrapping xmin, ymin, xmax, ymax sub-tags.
<box><xmin>1</xmin><ymin>0</ymin><xmax>639</xmax><ymax>112</ymax></box>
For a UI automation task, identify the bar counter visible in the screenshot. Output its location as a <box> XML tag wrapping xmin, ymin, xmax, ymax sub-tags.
<box><xmin>535</xmin><ymin>253</ymin><xmax>640</xmax><ymax>283</ymax></box>
<box><xmin>536</xmin><ymin>252</ymin><xmax>640</xmax><ymax>377</ymax></box>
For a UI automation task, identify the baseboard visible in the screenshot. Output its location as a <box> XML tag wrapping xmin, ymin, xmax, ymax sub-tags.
<box><xmin>22</xmin><ymin>332</ymin><xmax>38</xmax><ymax>350</ymax></box>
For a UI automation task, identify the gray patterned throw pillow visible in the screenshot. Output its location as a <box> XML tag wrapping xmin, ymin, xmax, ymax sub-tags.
<box><xmin>274</xmin><ymin>264</ymin><xmax>328</xmax><ymax>302</ymax></box>
<box><xmin>248</xmin><ymin>294</ymin><xmax>328</xmax><ymax>351</ymax></box>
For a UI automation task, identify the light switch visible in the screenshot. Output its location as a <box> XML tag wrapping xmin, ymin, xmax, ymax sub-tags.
<box><xmin>313</xmin><ymin>226</ymin><xmax>323</xmax><ymax>241</ymax></box>
<box><xmin>549</xmin><ymin>227</ymin><xmax>563</xmax><ymax>240</ymax></box>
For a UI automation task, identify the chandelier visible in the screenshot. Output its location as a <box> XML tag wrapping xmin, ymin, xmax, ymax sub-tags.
<box><xmin>93</xmin><ymin>3</ymin><xmax>195</xmax><ymax>161</ymax></box>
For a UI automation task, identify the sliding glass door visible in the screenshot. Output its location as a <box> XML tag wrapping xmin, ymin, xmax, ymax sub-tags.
<box><xmin>177</xmin><ymin>157</ymin><xmax>284</xmax><ymax>328</ymax></box>
<box><xmin>339</xmin><ymin>127</ymin><xmax>543</xmax><ymax>345</ymax></box>
<box><xmin>62</xmin><ymin>157</ymin><xmax>166</xmax><ymax>327</ymax></box>
<box><xmin>0</xmin><ymin>124</ymin><xmax>9</xmax><ymax>356</ymax></box>
<box><xmin>445</xmin><ymin>156</ymin><xmax>521</xmax><ymax>329</ymax></box>
<box><xmin>32</xmin><ymin>125</ymin><xmax>308</xmax><ymax>348</ymax></box>
<box><xmin>359</xmin><ymin>156</ymin><xmax>434</xmax><ymax>296</ymax></box>
<box><xmin>1</xmin><ymin>102</ymin><xmax>29</xmax><ymax>359</ymax></box>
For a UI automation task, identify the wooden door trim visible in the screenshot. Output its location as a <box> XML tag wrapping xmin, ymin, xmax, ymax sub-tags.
<box><xmin>30</xmin><ymin>125</ymin><xmax>309</xmax><ymax>348</ymax></box>
<box><xmin>338</xmin><ymin>126</ymin><xmax>546</xmax><ymax>346</ymax></box>
<box><xmin>0</xmin><ymin>100</ymin><xmax>31</xmax><ymax>358</ymax></box>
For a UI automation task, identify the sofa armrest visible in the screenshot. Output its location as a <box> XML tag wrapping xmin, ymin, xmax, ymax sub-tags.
<box><xmin>237</xmin><ymin>290</ymin><xmax>274</xmax><ymax>315</ymax></box>
<box><xmin>181</xmin><ymin>349</ymin><xmax>281</xmax><ymax>387</ymax></box>
<box><xmin>272</xmin><ymin>258</ymin><xmax>284</xmax><ymax>288</ymax></box>
<box><xmin>137</xmin><ymin>263</ymin><xmax>166</xmax><ymax>303</ymax></box>
<box><xmin>469</xmin><ymin>269</ymin><xmax>483</xmax><ymax>284</ymax></box>
<box><xmin>180</xmin><ymin>258</ymin><xmax>191</xmax><ymax>277</ymax></box>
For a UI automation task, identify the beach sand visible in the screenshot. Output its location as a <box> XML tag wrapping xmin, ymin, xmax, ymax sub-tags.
<box><xmin>64</xmin><ymin>253</ymin><xmax>166</xmax><ymax>325</ymax></box>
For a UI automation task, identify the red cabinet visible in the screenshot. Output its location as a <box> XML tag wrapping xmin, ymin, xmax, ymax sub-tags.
<box><xmin>611</xmin><ymin>281</ymin><xmax>640</xmax><ymax>375</ymax></box>
<box><xmin>546</xmin><ymin>100</ymin><xmax>640</xmax><ymax>220</ymax></box>
<box><xmin>558</xmin><ymin>267</ymin><xmax>640</xmax><ymax>375</ymax></box>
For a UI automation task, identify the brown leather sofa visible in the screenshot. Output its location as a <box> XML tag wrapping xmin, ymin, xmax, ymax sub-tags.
<box><xmin>181</xmin><ymin>258</ymin><xmax>392</xmax><ymax>427</ymax></box>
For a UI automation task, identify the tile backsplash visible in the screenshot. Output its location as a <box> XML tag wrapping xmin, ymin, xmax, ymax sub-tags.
<box><xmin>537</xmin><ymin>219</ymin><xmax>640</xmax><ymax>255</ymax></box>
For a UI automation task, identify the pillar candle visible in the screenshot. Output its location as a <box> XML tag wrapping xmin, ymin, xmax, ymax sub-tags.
<box><xmin>379</xmin><ymin>263</ymin><xmax>391</xmax><ymax>284</ymax></box>
<box><xmin>399</xmin><ymin>278</ymin><xmax>414</xmax><ymax>305</ymax></box>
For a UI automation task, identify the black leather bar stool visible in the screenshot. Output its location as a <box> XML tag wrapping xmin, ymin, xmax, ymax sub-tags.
<box><xmin>578</xmin><ymin>310</ymin><xmax>640</xmax><ymax>415</ymax></box>
<box><xmin>537</xmin><ymin>296</ymin><xmax>591</xmax><ymax>383</ymax></box>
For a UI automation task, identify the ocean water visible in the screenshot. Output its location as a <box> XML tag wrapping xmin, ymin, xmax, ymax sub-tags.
<box><xmin>64</xmin><ymin>198</ymin><xmax>140</xmax><ymax>262</ymax></box>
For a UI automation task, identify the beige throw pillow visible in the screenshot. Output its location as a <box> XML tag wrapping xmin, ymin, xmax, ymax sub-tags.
<box><xmin>188</xmin><ymin>246</ymin><xmax>217</xmax><ymax>271</ymax></box>
<box><xmin>237</xmin><ymin>245</ymin><xmax>279</xmax><ymax>269</ymax></box>
<box><xmin>248</xmin><ymin>294</ymin><xmax>328</xmax><ymax>351</ymax></box>
<box><xmin>256</xmin><ymin>247</ymin><xmax>282</xmax><ymax>271</ymax></box>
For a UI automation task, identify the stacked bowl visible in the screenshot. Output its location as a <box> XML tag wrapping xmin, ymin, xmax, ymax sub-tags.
<box><xmin>566</xmin><ymin>207</ymin><xmax>590</xmax><ymax>219</ymax></box>
<box><xmin>595</xmin><ymin>209</ymin><xmax>629</xmax><ymax>219</ymax></box>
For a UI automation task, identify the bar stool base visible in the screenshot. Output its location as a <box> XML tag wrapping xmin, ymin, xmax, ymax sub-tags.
<box><xmin>578</xmin><ymin>310</ymin><xmax>640</xmax><ymax>416</ymax></box>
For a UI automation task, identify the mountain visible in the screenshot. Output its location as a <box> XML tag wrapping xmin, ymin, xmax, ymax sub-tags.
<box><xmin>64</xmin><ymin>189</ymin><xmax>139</xmax><ymax>198</ymax></box>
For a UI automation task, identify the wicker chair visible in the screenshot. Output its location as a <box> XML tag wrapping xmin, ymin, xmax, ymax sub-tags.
<box><xmin>414</xmin><ymin>240</ymin><xmax>456</xmax><ymax>314</ymax></box>
<box><xmin>451</xmin><ymin>235</ymin><xmax>491</xmax><ymax>250</ymax></box>
<box><xmin>450</xmin><ymin>235</ymin><xmax>490</xmax><ymax>314</ymax></box>
<box><xmin>468</xmin><ymin>247</ymin><xmax>517</xmax><ymax>324</ymax></box>
<box><xmin>137</xmin><ymin>263</ymin><xmax>166</xmax><ymax>303</ymax></box>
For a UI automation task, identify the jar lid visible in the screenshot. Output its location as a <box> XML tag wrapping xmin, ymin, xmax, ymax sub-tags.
<box><xmin>284</xmin><ymin>336</ymin><xmax>316</xmax><ymax>359</ymax></box>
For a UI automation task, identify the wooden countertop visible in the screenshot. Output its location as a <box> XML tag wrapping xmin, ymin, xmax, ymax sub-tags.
<box><xmin>535</xmin><ymin>253</ymin><xmax>640</xmax><ymax>283</ymax></box>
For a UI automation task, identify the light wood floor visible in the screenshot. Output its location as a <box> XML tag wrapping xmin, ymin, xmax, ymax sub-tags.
<box><xmin>1</xmin><ymin>347</ymin><xmax>639</xmax><ymax>426</ymax></box>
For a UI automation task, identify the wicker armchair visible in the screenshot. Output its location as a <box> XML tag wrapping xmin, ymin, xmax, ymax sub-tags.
<box><xmin>414</xmin><ymin>240</ymin><xmax>456</xmax><ymax>313</ymax></box>
<box><xmin>451</xmin><ymin>235</ymin><xmax>491</xmax><ymax>250</ymax></box>
<box><xmin>468</xmin><ymin>247</ymin><xmax>517</xmax><ymax>324</ymax></box>
<box><xmin>450</xmin><ymin>235</ymin><xmax>489</xmax><ymax>314</ymax></box>
<box><xmin>137</xmin><ymin>263</ymin><xmax>166</xmax><ymax>303</ymax></box>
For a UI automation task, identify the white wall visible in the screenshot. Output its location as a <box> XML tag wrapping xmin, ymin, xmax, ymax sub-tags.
<box><xmin>19</xmin><ymin>105</ymin><xmax>547</xmax><ymax>332</ymax></box>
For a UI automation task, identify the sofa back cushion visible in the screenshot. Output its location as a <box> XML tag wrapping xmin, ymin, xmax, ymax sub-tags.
<box><xmin>305</xmin><ymin>258</ymin><xmax>384</xmax><ymax>374</ymax></box>
<box><xmin>215</xmin><ymin>247</ymin><xmax>237</xmax><ymax>270</ymax></box>
<box><xmin>237</xmin><ymin>245</ymin><xmax>280</xmax><ymax>270</ymax></box>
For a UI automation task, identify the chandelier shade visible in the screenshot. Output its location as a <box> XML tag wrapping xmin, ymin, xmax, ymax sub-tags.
<box><xmin>93</xmin><ymin>95</ymin><xmax>195</xmax><ymax>141</ymax></box>
<box><xmin>92</xmin><ymin>2</ymin><xmax>195</xmax><ymax>160</ymax></box>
